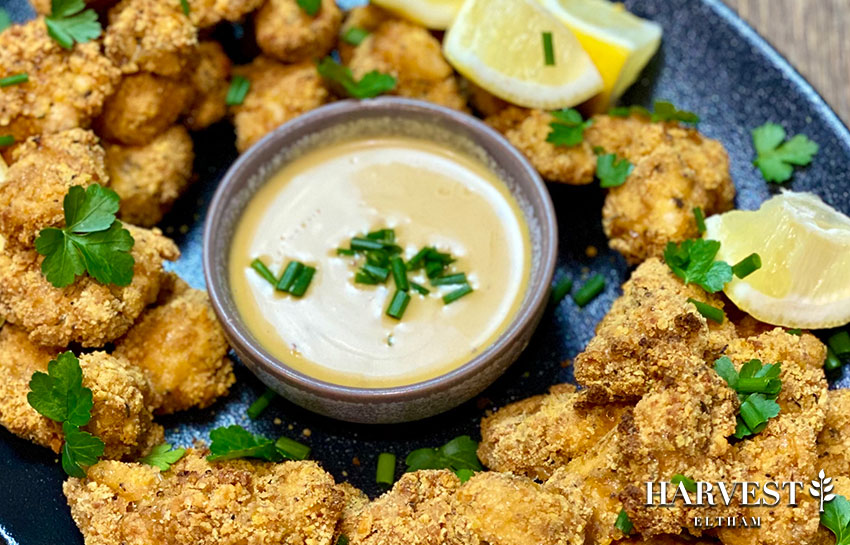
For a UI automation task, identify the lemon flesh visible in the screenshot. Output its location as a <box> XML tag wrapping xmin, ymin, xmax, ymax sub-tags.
<box><xmin>539</xmin><ymin>0</ymin><xmax>661</xmax><ymax>111</ymax></box>
<box><xmin>443</xmin><ymin>0</ymin><xmax>603</xmax><ymax>110</ymax></box>
<box><xmin>704</xmin><ymin>192</ymin><xmax>850</xmax><ymax>328</ymax></box>
<box><xmin>371</xmin><ymin>0</ymin><xmax>463</xmax><ymax>29</ymax></box>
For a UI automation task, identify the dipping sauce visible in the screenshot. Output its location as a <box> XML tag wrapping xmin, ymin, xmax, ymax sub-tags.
<box><xmin>229</xmin><ymin>136</ymin><xmax>531</xmax><ymax>387</ymax></box>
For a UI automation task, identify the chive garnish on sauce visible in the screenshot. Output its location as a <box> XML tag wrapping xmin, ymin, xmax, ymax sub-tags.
<box><xmin>732</xmin><ymin>253</ymin><xmax>762</xmax><ymax>279</ymax></box>
<box><xmin>573</xmin><ymin>274</ymin><xmax>605</xmax><ymax>307</ymax></box>
<box><xmin>376</xmin><ymin>452</ymin><xmax>396</xmax><ymax>485</ymax></box>
<box><xmin>410</xmin><ymin>282</ymin><xmax>430</xmax><ymax>296</ymax></box>
<box><xmin>431</xmin><ymin>273</ymin><xmax>467</xmax><ymax>286</ymax></box>
<box><xmin>443</xmin><ymin>284</ymin><xmax>473</xmax><ymax>305</ymax></box>
<box><xmin>390</xmin><ymin>256</ymin><xmax>409</xmax><ymax>291</ymax></box>
<box><xmin>289</xmin><ymin>266</ymin><xmax>315</xmax><ymax>297</ymax></box>
<box><xmin>276</xmin><ymin>261</ymin><xmax>304</xmax><ymax>292</ymax></box>
<box><xmin>251</xmin><ymin>258</ymin><xmax>277</xmax><ymax>286</ymax></box>
<box><xmin>386</xmin><ymin>290</ymin><xmax>411</xmax><ymax>319</ymax></box>
<box><xmin>351</xmin><ymin>237</ymin><xmax>386</xmax><ymax>251</ymax></box>
<box><xmin>687</xmin><ymin>297</ymin><xmax>725</xmax><ymax>324</ymax></box>
<box><xmin>362</xmin><ymin>263</ymin><xmax>390</xmax><ymax>282</ymax></box>
<box><xmin>247</xmin><ymin>388</ymin><xmax>276</xmax><ymax>419</ymax></box>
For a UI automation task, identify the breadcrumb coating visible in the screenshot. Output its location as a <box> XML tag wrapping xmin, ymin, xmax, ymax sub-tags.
<box><xmin>0</xmin><ymin>129</ymin><xmax>108</xmax><ymax>248</ymax></box>
<box><xmin>0</xmin><ymin>325</ymin><xmax>162</xmax><ymax>459</ymax></box>
<box><xmin>105</xmin><ymin>125</ymin><xmax>195</xmax><ymax>226</ymax></box>
<box><xmin>465</xmin><ymin>80</ymin><xmax>510</xmax><ymax>118</ymax></box>
<box><xmin>817</xmin><ymin>389</ymin><xmax>850</xmax><ymax>478</ymax></box>
<box><xmin>96</xmin><ymin>72</ymin><xmax>195</xmax><ymax>145</ymax></box>
<box><xmin>0</xmin><ymin>226</ymin><xmax>179</xmax><ymax>347</ymax></box>
<box><xmin>255</xmin><ymin>0</ymin><xmax>341</xmax><ymax>63</ymax></box>
<box><xmin>335</xmin><ymin>482</ymin><xmax>370</xmax><ymax>542</ymax></box>
<box><xmin>338</xmin><ymin>4</ymin><xmax>393</xmax><ymax>64</ymax></box>
<box><xmin>230</xmin><ymin>57</ymin><xmax>330</xmax><ymax>152</ymax></box>
<box><xmin>113</xmin><ymin>273</ymin><xmax>234</xmax><ymax>414</ymax></box>
<box><xmin>348</xmin><ymin>19</ymin><xmax>467</xmax><ymax>111</ymax></box>
<box><xmin>184</xmin><ymin>41</ymin><xmax>231</xmax><ymax>131</ymax></box>
<box><xmin>187</xmin><ymin>0</ymin><xmax>265</xmax><ymax>28</ymax></box>
<box><xmin>0</xmin><ymin>19</ymin><xmax>120</xmax><ymax>147</ymax></box>
<box><xmin>29</xmin><ymin>0</ymin><xmax>119</xmax><ymax>15</ymax></box>
<box><xmin>104</xmin><ymin>0</ymin><xmax>198</xmax><ymax>76</ymax></box>
<box><xmin>64</xmin><ymin>451</ymin><xmax>345</xmax><ymax>545</ymax></box>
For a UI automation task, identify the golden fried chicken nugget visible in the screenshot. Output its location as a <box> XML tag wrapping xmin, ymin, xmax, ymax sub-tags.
<box><xmin>64</xmin><ymin>451</ymin><xmax>345</xmax><ymax>545</ymax></box>
<box><xmin>0</xmin><ymin>226</ymin><xmax>179</xmax><ymax>347</ymax></box>
<box><xmin>338</xmin><ymin>4</ymin><xmax>393</xmax><ymax>64</ymax></box>
<box><xmin>0</xmin><ymin>129</ymin><xmax>108</xmax><ymax>248</ymax></box>
<box><xmin>817</xmin><ymin>389</ymin><xmax>850</xmax><ymax>478</ymax></box>
<box><xmin>479</xmin><ymin>384</ymin><xmax>629</xmax><ymax>480</ymax></box>
<box><xmin>335</xmin><ymin>482</ymin><xmax>370</xmax><ymax>543</ymax></box>
<box><xmin>104</xmin><ymin>0</ymin><xmax>198</xmax><ymax>76</ymax></box>
<box><xmin>466</xmin><ymin>81</ymin><xmax>510</xmax><ymax>117</ymax></box>
<box><xmin>348</xmin><ymin>19</ymin><xmax>467</xmax><ymax>111</ymax></box>
<box><xmin>230</xmin><ymin>57</ymin><xmax>329</xmax><ymax>152</ymax></box>
<box><xmin>0</xmin><ymin>19</ymin><xmax>120</xmax><ymax>146</ymax></box>
<box><xmin>485</xmin><ymin>107</ymin><xmax>596</xmax><ymax>184</ymax></box>
<box><xmin>113</xmin><ymin>273</ymin><xmax>234</xmax><ymax>414</ymax></box>
<box><xmin>255</xmin><ymin>0</ymin><xmax>341</xmax><ymax>63</ymax></box>
<box><xmin>184</xmin><ymin>41</ymin><xmax>231</xmax><ymax>131</ymax></box>
<box><xmin>96</xmin><ymin>72</ymin><xmax>195</xmax><ymax>145</ymax></box>
<box><xmin>0</xmin><ymin>325</ymin><xmax>162</xmax><ymax>459</ymax></box>
<box><xmin>105</xmin><ymin>125</ymin><xmax>195</xmax><ymax>226</ymax></box>
<box><xmin>30</xmin><ymin>0</ymin><xmax>118</xmax><ymax>14</ymax></box>
<box><xmin>187</xmin><ymin>0</ymin><xmax>265</xmax><ymax>27</ymax></box>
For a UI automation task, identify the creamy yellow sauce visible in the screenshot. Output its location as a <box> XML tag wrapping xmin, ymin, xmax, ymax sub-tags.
<box><xmin>229</xmin><ymin>137</ymin><xmax>531</xmax><ymax>388</ymax></box>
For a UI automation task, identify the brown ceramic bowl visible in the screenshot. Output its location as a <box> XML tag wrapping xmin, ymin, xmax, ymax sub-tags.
<box><xmin>203</xmin><ymin>97</ymin><xmax>557</xmax><ymax>423</ymax></box>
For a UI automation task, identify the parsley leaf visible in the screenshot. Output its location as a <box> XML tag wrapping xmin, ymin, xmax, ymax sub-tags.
<box><xmin>651</xmin><ymin>100</ymin><xmax>700</xmax><ymax>124</ymax></box>
<box><xmin>35</xmin><ymin>184</ymin><xmax>135</xmax><ymax>288</ymax></box>
<box><xmin>596</xmin><ymin>153</ymin><xmax>633</xmax><ymax>188</ymax></box>
<box><xmin>27</xmin><ymin>351</ymin><xmax>93</xmax><ymax>427</ymax></box>
<box><xmin>140</xmin><ymin>443</ymin><xmax>186</xmax><ymax>471</ymax></box>
<box><xmin>342</xmin><ymin>27</ymin><xmax>369</xmax><ymax>46</ymax></box>
<box><xmin>822</xmin><ymin>495</ymin><xmax>850</xmax><ymax>545</ymax></box>
<box><xmin>207</xmin><ymin>425</ymin><xmax>282</xmax><ymax>462</ymax></box>
<box><xmin>317</xmin><ymin>57</ymin><xmax>396</xmax><ymax>99</ymax></box>
<box><xmin>546</xmin><ymin>108</ymin><xmax>592</xmax><ymax>147</ymax></box>
<box><xmin>752</xmin><ymin>122</ymin><xmax>818</xmax><ymax>183</ymax></box>
<box><xmin>405</xmin><ymin>436</ymin><xmax>483</xmax><ymax>480</ymax></box>
<box><xmin>671</xmin><ymin>474</ymin><xmax>697</xmax><ymax>493</ymax></box>
<box><xmin>62</xmin><ymin>422</ymin><xmax>105</xmax><ymax>478</ymax></box>
<box><xmin>297</xmin><ymin>0</ymin><xmax>320</xmax><ymax>16</ymax></box>
<box><xmin>714</xmin><ymin>356</ymin><xmax>782</xmax><ymax>439</ymax></box>
<box><xmin>663</xmin><ymin>239</ymin><xmax>732</xmax><ymax>293</ymax></box>
<box><xmin>0</xmin><ymin>8</ymin><xmax>11</xmax><ymax>32</ymax></box>
<box><xmin>45</xmin><ymin>0</ymin><xmax>102</xmax><ymax>49</ymax></box>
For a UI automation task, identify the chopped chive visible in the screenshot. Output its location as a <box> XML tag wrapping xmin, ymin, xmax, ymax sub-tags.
<box><xmin>687</xmin><ymin>297</ymin><xmax>725</xmax><ymax>324</ymax></box>
<box><xmin>410</xmin><ymin>282</ymin><xmax>430</xmax><ymax>296</ymax></box>
<box><xmin>226</xmin><ymin>75</ymin><xmax>251</xmax><ymax>106</ymax></box>
<box><xmin>276</xmin><ymin>261</ymin><xmax>304</xmax><ymax>292</ymax></box>
<box><xmin>351</xmin><ymin>237</ymin><xmax>385</xmax><ymax>251</ymax></box>
<box><xmin>365</xmin><ymin>250</ymin><xmax>390</xmax><ymax>267</ymax></box>
<box><xmin>342</xmin><ymin>26</ymin><xmax>369</xmax><ymax>45</ymax></box>
<box><xmin>336</xmin><ymin>536</ymin><xmax>350</xmax><ymax>545</ymax></box>
<box><xmin>550</xmin><ymin>276</ymin><xmax>573</xmax><ymax>306</ymax></box>
<box><xmin>376</xmin><ymin>452</ymin><xmax>396</xmax><ymax>485</ymax></box>
<box><xmin>693</xmin><ymin>207</ymin><xmax>706</xmax><ymax>234</ymax></box>
<box><xmin>787</xmin><ymin>328</ymin><xmax>802</xmax><ymax>336</ymax></box>
<box><xmin>828</xmin><ymin>331</ymin><xmax>850</xmax><ymax>358</ymax></box>
<box><xmin>736</xmin><ymin>376</ymin><xmax>781</xmax><ymax>396</ymax></box>
<box><xmin>0</xmin><ymin>135</ymin><xmax>14</xmax><ymax>147</ymax></box>
<box><xmin>732</xmin><ymin>253</ymin><xmax>762</xmax><ymax>279</ymax></box>
<box><xmin>179</xmin><ymin>0</ymin><xmax>190</xmax><ymax>15</ymax></box>
<box><xmin>406</xmin><ymin>247</ymin><xmax>431</xmax><ymax>270</ymax></box>
<box><xmin>426</xmin><ymin>248</ymin><xmax>454</xmax><ymax>264</ymax></box>
<box><xmin>614</xmin><ymin>509</ymin><xmax>633</xmax><ymax>534</ymax></box>
<box><xmin>572</xmin><ymin>274</ymin><xmax>605</xmax><ymax>307</ymax></box>
<box><xmin>366</xmin><ymin>228</ymin><xmax>394</xmax><ymax>242</ymax></box>
<box><xmin>386</xmin><ymin>290</ymin><xmax>411</xmax><ymax>319</ymax></box>
<box><xmin>425</xmin><ymin>260</ymin><xmax>445</xmax><ymax>279</ymax></box>
<box><xmin>289</xmin><ymin>266</ymin><xmax>315</xmax><ymax>297</ymax></box>
<box><xmin>671</xmin><ymin>474</ymin><xmax>697</xmax><ymax>493</ymax></box>
<box><xmin>430</xmin><ymin>273</ymin><xmax>467</xmax><ymax>286</ymax></box>
<box><xmin>275</xmin><ymin>436</ymin><xmax>311</xmax><ymax>460</ymax></box>
<box><xmin>390</xmin><ymin>256</ymin><xmax>409</xmax><ymax>291</ymax></box>
<box><xmin>247</xmin><ymin>388</ymin><xmax>276</xmax><ymax>419</ymax></box>
<box><xmin>0</xmin><ymin>73</ymin><xmax>28</xmax><ymax>87</ymax></box>
<box><xmin>362</xmin><ymin>264</ymin><xmax>390</xmax><ymax>282</ymax></box>
<box><xmin>251</xmin><ymin>258</ymin><xmax>277</xmax><ymax>286</ymax></box>
<box><xmin>337</xmin><ymin>248</ymin><xmax>356</xmax><ymax>256</ymax></box>
<box><xmin>296</xmin><ymin>0</ymin><xmax>321</xmax><ymax>16</ymax></box>
<box><xmin>825</xmin><ymin>347</ymin><xmax>844</xmax><ymax>371</ymax></box>
<box><xmin>542</xmin><ymin>32</ymin><xmax>555</xmax><ymax>66</ymax></box>
<box><xmin>355</xmin><ymin>271</ymin><xmax>380</xmax><ymax>285</ymax></box>
<box><xmin>443</xmin><ymin>283</ymin><xmax>473</xmax><ymax>305</ymax></box>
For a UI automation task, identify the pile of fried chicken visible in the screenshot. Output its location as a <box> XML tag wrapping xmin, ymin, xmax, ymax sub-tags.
<box><xmin>1</xmin><ymin>0</ymin><xmax>842</xmax><ymax>544</ymax></box>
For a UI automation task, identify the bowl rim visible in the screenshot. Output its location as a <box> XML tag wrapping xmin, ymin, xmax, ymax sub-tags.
<box><xmin>203</xmin><ymin>97</ymin><xmax>558</xmax><ymax>405</ymax></box>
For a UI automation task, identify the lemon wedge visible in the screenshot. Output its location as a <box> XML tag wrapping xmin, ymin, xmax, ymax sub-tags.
<box><xmin>538</xmin><ymin>0</ymin><xmax>661</xmax><ymax>112</ymax></box>
<box><xmin>443</xmin><ymin>0</ymin><xmax>603</xmax><ymax>110</ymax></box>
<box><xmin>370</xmin><ymin>0</ymin><xmax>463</xmax><ymax>29</ymax></box>
<box><xmin>704</xmin><ymin>192</ymin><xmax>850</xmax><ymax>329</ymax></box>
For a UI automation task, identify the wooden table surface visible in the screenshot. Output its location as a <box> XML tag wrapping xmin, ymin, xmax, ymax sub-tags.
<box><xmin>723</xmin><ymin>0</ymin><xmax>850</xmax><ymax>126</ymax></box>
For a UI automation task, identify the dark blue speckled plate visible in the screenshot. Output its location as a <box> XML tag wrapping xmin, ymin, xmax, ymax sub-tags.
<box><xmin>1</xmin><ymin>1</ymin><xmax>849</xmax><ymax>543</ymax></box>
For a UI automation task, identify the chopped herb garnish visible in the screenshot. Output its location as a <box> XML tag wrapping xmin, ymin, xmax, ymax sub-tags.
<box><xmin>251</xmin><ymin>258</ymin><xmax>277</xmax><ymax>286</ymax></box>
<box><xmin>431</xmin><ymin>273</ymin><xmax>467</xmax><ymax>286</ymax></box>
<box><xmin>615</xmin><ymin>509</ymin><xmax>633</xmax><ymax>534</ymax></box>
<box><xmin>829</xmin><ymin>331</ymin><xmax>850</xmax><ymax>358</ymax></box>
<box><xmin>289</xmin><ymin>265</ymin><xmax>315</xmax><ymax>296</ymax></box>
<box><xmin>317</xmin><ymin>57</ymin><xmax>396</xmax><ymax>99</ymax></box>
<box><xmin>825</xmin><ymin>347</ymin><xmax>844</xmax><ymax>371</ymax></box>
<box><xmin>693</xmin><ymin>207</ymin><xmax>706</xmax><ymax>234</ymax></box>
<box><xmin>542</xmin><ymin>31</ymin><xmax>555</xmax><ymax>66</ymax></box>
<box><xmin>714</xmin><ymin>356</ymin><xmax>781</xmax><ymax>438</ymax></box>
<box><xmin>0</xmin><ymin>8</ymin><xmax>10</xmax><ymax>31</ymax></box>
<box><xmin>456</xmin><ymin>468</ymin><xmax>474</xmax><ymax>482</ymax></box>
<box><xmin>297</xmin><ymin>0</ymin><xmax>321</xmax><ymax>16</ymax></box>
<box><xmin>663</xmin><ymin>239</ymin><xmax>732</xmax><ymax>293</ymax></box>
<box><xmin>687</xmin><ymin>297</ymin><xmax>725</xmax><ymax>324</ymax></box>
<box><xmin>386</xmin><ymin>290</ymin><xmax>411</xmax><ymax>319</ymax></box>
<box><xmin>276</xmin><ymin>261</ymin><xmax>304</xmax><ymax>292</ymax></box>
<box><xmin>275</xmin><ymin>436</ymin><xmax>311</xmax><ymax>460</ymax></box>
<box><xmin>821</xmin><ymin>494</ymin><xmax>850</xmax><ymax>545</ymax></box>
<box><xmin>139</xmin><ymin>443</ymin><xmax>186</xmax><ymax>471</ymax></box>
<box><xmin>547</xmin><ymin>108</ymin><xmax>592</xmax><ymax>147</ymax></box>
<box><xmin>410</xmin><ymin>282</ymin><xmax>430</xmax><ymax>296</ymax></box>
<box><xmin>672</xmin><ymin>474</ymin><xmax>697</xmax><ymax>493</ymax></box>
<box><xmin>351</xmin><ymin>237</ymin><xmax>386</xmax><ymax>251</ymax></box>
<box><xmin>342</xmin><ymin>26</ymin><xmax>369</xmax><ymax>45</ymax></box>
<box><xmin>550</xmin><ymin>276</ymin><xmax>573</xmax><ymax>306</ymax></box>
<box><xmin>390</xmin><ymin>256</ymin><xmax>409</xmax><ymax>291</ymax></box>
<box><xmin>787</xmin><ymin>328</ymin><xmax>802</xmax><ymax>336</ymax></box>
<box><xmin>406</xmin><ymin>247</ymin><xmax>431</xmax><ymax>270</ymax></box>
<box><xmin>732</xmin><ymin>253</ymin><xmax>762</xmax><ymax>279</ymax></box>
<box><xmin>61</xmin><ymin>422</ymin><xmax>105</xmax><ymax>478</ymax></box>
<box><xmin>367</xmin><ymin>228</ymin><xmax>395</xmax><ymax>242</ymax></box>
<box><xmin>443</xmin><ymin>284</ymin><xmax>473</xmax><ymax>305</ymax></box>
<box><xmin>0</xmin><ymin>73</ymin><xmax>28</xmax><ymax>87</ymax></box>
<box><xmin>226</xmin><ymin>75</ymin><xmax>251</xmax><ymax>106</ymax></box>
<box><xmin>355</xmin><ymin>271</ymin><xmax>380</xmax><ymax>285</ymax></box>
<box><xmin>45</xmin><ymin>0</ymin><xmax>102</xmax><ymax>49</ymax></box>
<box><xmin>337</xmin><ymin>248</ymin><xmax>356</xmax><ymax>256</ymax></box>
<box><xmin>405</xmin><ymin>435</ymin><xmax>483</xmax><ymax>481</ymax></box>
<box><xmin>752</xmin><ymin>122</ymin><xmax>818</xmax><ymax>183</ymax></box>
<box><xmin>35</xmin><ymin>184</ymin><xmax>135</xmax><ymax>288</ymax></box>
<box><xmin>247</xmin><ymin>387</ymin><xmax>276</xmax><ymax>419</ymax></box>
<box><xmin>336</xmin><ymin>536</ymin><xmax>350</xmax><ymax>545</ymax></box>
<box><xmin>376</xmin><ymin>452</ymin><xmax>396</xmax><ymax>485</ymax></box>
<box><xmin>0</xmin><ymin>135</ymin><xmax>13</xmax><ymax>147</ymax></box>
<box><xmin>573</xmin><ymin>274</ymin><xmax>605</xmax><ymax>307</ymax></box>
<box><xmin>425</xmin><ymin>260</ymin><xmax>446</xmax><ymax>279</ymax></box>
<box><xmin>596</xmin><ymin>153</ymin><xmax>633</xmax><ymax>188</ymax></box>
<box><xmin>651</xmin><ymin>100</ymin><xmax>699</xmax><ymax>124</ymax></box>
<box><xmin>179</xmin><ymin>0</ymin><xmax>189</xmax><ymax>15</ymax></box>
<box><xmin>362</xmin><ymin>263</ymin><xmax>390</xmax><ymax>282</ymax></box>
<box><xmin>208</xmin><ymin>425</ymin><xmax>309</xmax><ymax>462</ymax></box>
